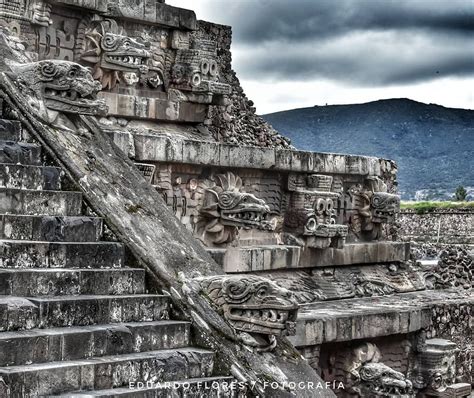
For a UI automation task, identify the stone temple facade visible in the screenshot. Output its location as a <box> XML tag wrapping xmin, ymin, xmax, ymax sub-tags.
<box><xmin>0</xmin><ymin>1</ymin><xmax>471</xmax><ymax>397</ymax></box>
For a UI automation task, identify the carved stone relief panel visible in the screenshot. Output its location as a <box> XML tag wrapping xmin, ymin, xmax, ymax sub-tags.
<box><xmin>284</xmin><ymin>173</ymin><xmax>348</xmax><ymax>249</ymax></box>
<box><xmin>344</xmin><ymin>176</ymin><xmax>400</xmax><ymax>241</ymax></box>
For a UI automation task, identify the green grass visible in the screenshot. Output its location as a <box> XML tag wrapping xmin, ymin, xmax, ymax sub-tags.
<box><xmin>401</xmin><ymin>201</ymin><xmax>474</xmax><ymax>214</ymax></box>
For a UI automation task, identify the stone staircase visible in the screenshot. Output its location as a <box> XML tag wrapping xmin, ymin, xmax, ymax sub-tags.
<box><xmin>0</xmin><ymin>118</ymin><xmax>234</xmax><ymax>397</ymax></box>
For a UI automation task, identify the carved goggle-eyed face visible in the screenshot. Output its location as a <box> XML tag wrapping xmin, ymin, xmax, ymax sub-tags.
<box><xmin>314</xmin><ymin>198</ymin><xmax>336</xmax><ymax>223</ymax></box>
<box><xmin>200</xmin><ymin>58</ymin><xmax>218</xmax><ymax>78</ymax></box>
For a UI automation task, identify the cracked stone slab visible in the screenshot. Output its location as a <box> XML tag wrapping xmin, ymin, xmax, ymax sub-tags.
<box><xmin>0</xmin><ymin>268</ymin><xmax>145</xmax><ymax>296</ymax></box>
<box><xmin>0</xmin><ymin>348</ymin><xmax>214</xmax><ymax>397</ymax></box>
<box><xmin>56</xmin><ymin>376</ymin><xmax>239</xmax><ymax>397</ymax></box>
<box><xmin>0</xmin><ymin>141</ymin><xmax>41</xmax><ymax>166</ymax></box>
<box><xmin>0</xmin><ymin>163</ymin><xmax>61</xmax><ymax>191</ymax></box>
<box><xmin>31</xmin><ymin>294</ymin><xmax>170</xmax><ymax>327</ymax></box>
<box><xmin>0</xmin><ymin>119</ymin><xmax>22</xmax><ymax>141</ymax></box>
<box><xmin>0</xmin><ymin>240</ymin><xmax>123</xmax><ymax>268</ymax></box>
<box><xmin>290</xmin><ymin>289</ymin><xmax>474</xmax><ymax>346</ymax></box>
<box><xmin>0</xmin><ymin>320</ymin><xmax>190</xmax><ymax>366</ymax></box>
<box><xmin>0</xmin><ymin>188</ymin><xmax>82</xmax><ymax>216</ymax></box>
<box><xmin>0</xmin><ymin>215</ymin><xmax>103</xmax><ymax>242</ymax></box>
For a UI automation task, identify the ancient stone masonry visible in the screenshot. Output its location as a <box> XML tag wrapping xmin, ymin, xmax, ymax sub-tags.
<box><xmin>182</xmin><ymin>274</ymin><xmax>299</xmax><ymax>351</ymax></box>
<box><xmin>336</xmin><ymin>342</ymin><xmax>415</xmax><ymax>398</ymax></box>
<box><xmin>284</xmin><ymin>173</ymin><xmax>348</xmax><ymax>249</ymax></box>
<box><xmin>0</xmin><ymin>1</ymin><xmax>471</xmax><ymax>397</ymax></box>
<box><xmin>0</xmin><ymin>24</ymin><xmax>333</xmax><ymax>397</ymax></box>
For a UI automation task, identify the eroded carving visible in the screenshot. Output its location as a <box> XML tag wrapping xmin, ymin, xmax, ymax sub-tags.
<box><xmin>7</xmin><ymin>59</ymin><xmax>107</xmax><ymax>127</ymax></box>
<box><xmin>189</xmin><ymin>274</ymin><xmax>298</xmax><ymax>351</ymax></box>
<box><xmin>197</xmin><ymin>172</ymin><xmax>274</xmax><ymax>245</ymax></box>
<box><xmin>79</xmin><ymin>19</ymin><xmax>150</xmax><ymax>89</ymax></box>
<box><xmin>172</xmin><ymin>37</ymin><xmax>230</xmax><ymax>96</ymax></box>
<box><xmin>411</xmin><ymin>339</ymin><xmax>471</xmax><ymax>396</ymax></box>
<box><xmin>347</xmin><ymin>177</ymin><xmax>400</xmax><ymax>240</ymax></box>
<box><xmin>342</xmin><ymin>342</ymin><xmax>414</xmax><ymax>397</ymax></box>
<box><xmin>285</xmin><ymin>174</ymin><xmax>348</xmax><ymax>249</ymax></box>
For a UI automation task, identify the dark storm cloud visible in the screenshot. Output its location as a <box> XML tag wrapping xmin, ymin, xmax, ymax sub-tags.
<box><xmin>233</xmin><ymin>30</ymin><xmax>474</xmax><ymax>85</ymax></box>
<box><xmin>213</xmin><ymin>0</ymin><xmax>474</xmax><ymax>43</ymax></box>
<box><xmin>204</xmin><ymin>0</ymin><xmax>474</xmax><ymax>86</ymax></box>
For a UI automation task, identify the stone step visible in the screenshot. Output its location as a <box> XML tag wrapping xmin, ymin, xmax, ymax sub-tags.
<box><xmin>290</xmin><ymin>289</ymin><xmax>474</xmax><ymax>347</ymax></box>
<box><xmin>0</xmin><ymin>320</ymin><xmax>190</xmax><ymax>366</ymax></box>
<box><xmin>0</xmin><ymin>240</ymin><xmax>123</xmax><ymax>269</ymax></box>
<box><xmin>0</xmin><ymin>214</ymin><xmax>103</xmax><ymax>242</ymax></box>
<box><xmin>0</xmin><ymin>348</ymin><xmax>214</xmax><ymax>397</ymax></box>
<box><xmin>0</xmin><ymin>294</ymin><xmax>169</xmax><ymax>331</ymax></box>
<box><xmin>0</xmin><ymin>187</ymin><xmax>82</xmax><ymax>216</ymax></box>
<box><xmin>58</xmin><ymin>377</ymin><xmax>240</xmax><ymax>397</ymax></box>
<box><xmin>0</xmin><ymin>163</ymin><xmax>61</xmax><ymax>190</ymax></box>
<box><xmin>0</xmin><ymin>141</ymin><xmax>41</xmax><ymax>166</ymax></box>
<box><xmin>0</xmin><ymin>119</ymin><xmax>22</xmax><ymax>141</ymax></box>
<box><xmin>0</xmin><ymin>268</ymin><xmax>145</xmax><ymax>296</ymax></box>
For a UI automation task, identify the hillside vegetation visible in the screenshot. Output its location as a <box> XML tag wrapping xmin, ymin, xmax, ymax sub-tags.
<box><xmin>263</xmin><ymin>99</ymin><xmax>474</xmax><ymax>200</ymax></box>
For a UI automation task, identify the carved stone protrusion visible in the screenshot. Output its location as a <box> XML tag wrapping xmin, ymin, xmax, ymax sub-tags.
<box><xmin>6</xmin><ymin>59</ymin><xmax>108</xmax><ymax>128</ymax></box>
<box><xmin>342</xmin><ymin>342</ymin><xmax>414</xmax><ymax>397</ymax></box>
<box><xmin>171</xmin><ymin>37</ymin><xmax>231</xmax><ymax>96</ymax></box>
<box><xmin>412</xmin><ymin>339</ymin><xmax>471</xmax><ymax>397</ymax></box>
<box><xmin>285</xmin><ymin>173</ymin><xmax>348</xmax><ymax>249</ymax></box>
<box><xmin>197</xmin><ymin>172</ymin><xmax>274</xmax><ymax>245</ymax></box>
<box><xmin>347</xmin><ymin>176</ymin><xmax>400</xmax><ymax>240</ymax></box>
<box><xmin>79</xmin><ymin>19</ymin><xmax>151</xmax><ymax>90</ymax></box>
<box><xmin>189</xmin><ymin>274</ymin><xmax>299</xmax><ymax>351</ymax></box>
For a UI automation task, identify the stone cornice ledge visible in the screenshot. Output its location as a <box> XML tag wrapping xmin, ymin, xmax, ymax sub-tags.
<box><xmin>133</xmin><ymin>132</ymin><xmax>385</xmax><ymax>176</ymax></box>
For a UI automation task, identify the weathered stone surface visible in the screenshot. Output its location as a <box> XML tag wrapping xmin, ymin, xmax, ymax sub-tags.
<box><xmin>0</xmin><ymin>141</ymin><xmax>41</xmax><ymax>165</ymax></box>
<box><xmin>0</xmin><ymin>187</ymin><xmax>82</xmax><ymax>216</ymax></box>
<box><xmin>0</xmin><ymin>320</ymin><xmax>190</xmax><ymax>366</ymax></box>
<box><xmin>299</xmin><ymin>241</ymin><xmax>410</xmax><ymax>268</ymax></box>
<box><xmin>133</xmin><ymin>133</ymin><xmax>383</xmax><ymax>176</ymax></box>
<box><xmin>0</xmin><ymin>71</ymin><xmax>331</xmax><ymax>397</ymax></box>
<box><xmin>0</xmin><ymin>214</ymin><xmax>103</xmax><ymax>242</ymax></box>
<box><xmin>48</xmin><ymin>0</ymin><xmax>108</xmax><ymax>12</ymax></box>
<box><xmin>57</xmin><ymin>377</ymin><xmax>240</xmax><ymax>397</ymax></box>
<box><xmin>0</xmin><ymin>119</ymin><xmax>22</xmax><ymax>141</ymax></box>
<box><xmin>105</xmin><ymin>1</ymin><xmax>197</xmax><ymax>30</ymax></box>
<box><xmin>99</xmin><ymin>92</ymin><xmax>207</xmax><ymax>123</ymax></box>
<box><xmin>221</xmin><ymin>245</ymin><xmax>301</xmax><ymax>273</ymax></box>
<box><xmin>0</xmin><ymin>348</ymin><xmax>213</xmax><ymax>396</ymax></box>
<box><xmin>28</xmin><ymin>294</ymin><xmax>169</xmax><ymax>329</ymax></box>
<box><xmin>0</xmin><ymin>296</ymin><xmax>38</xmax><ymax>332</ymax></box>
<box><xmin>0</xmin><ymin>268</ymin><xmax>145</xmax><ymax>296</ymax></box>
<box><xmin>221</xmin><ymin>242</ymin><xmax>410</xmax><ymax>272</ymax></box>
<box><xmin>0</xmin><ymin>163</ymin><xmax>61</xmax><ymax>190</ymax></box>
<box><xmin>290</xmin><ymin>289</ymin><xmax>474</xmax><ymax>346</ymax></box>
<box><xmin>336</xmin><ymin>342</ymin><xmax>414</xmax><ymax>397</ymax></box>
<box><xmin>398</xmin><ymin>208</ymin><xmax>474</xmax><ymax>244</ymax></box>
<box><xmin>0</xmin><ymin>240</ymin><xmax>124</xmax><ymax>268</ymax></box>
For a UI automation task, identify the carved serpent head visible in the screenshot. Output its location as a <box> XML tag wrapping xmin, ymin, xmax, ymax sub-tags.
<box><xmin>8</xmin><ymin>60</ymin><xmax>108</xmax><ymax>118</ymax></box>
<box><xmin>197</xmin><ymin>275</ymin><xmax>299</xmax><ymax>343</ymax></box>
<box><xmin>199</xmin><ymin>172</ymin><xmax>274</xmax><ymax>244</ymax></box>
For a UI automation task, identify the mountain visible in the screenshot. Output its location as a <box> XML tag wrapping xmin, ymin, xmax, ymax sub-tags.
<box><xmin>263</xmin><ymin>99</ymin><xmax>474</xmax><ymax>200</ymax></box>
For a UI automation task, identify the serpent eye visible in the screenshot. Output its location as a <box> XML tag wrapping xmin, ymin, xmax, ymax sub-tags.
<box><xmin>68</xmin><ymin>69</ymin><xmax>77</xmax><ymax>78</ymax></box>
<box><xmin>257</xmin><ymin>286</ymin><xmax>268</xmax><ymax>298</ymax></box>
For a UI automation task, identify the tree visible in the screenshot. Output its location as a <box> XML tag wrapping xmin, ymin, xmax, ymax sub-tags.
<box><xmin>454</xmin><ymin>185</ymin><xmax>467</xmax><ymax>201</ymax></box>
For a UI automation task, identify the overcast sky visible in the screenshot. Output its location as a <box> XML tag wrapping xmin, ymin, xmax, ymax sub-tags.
<box><xmin>168</xmin><ymin>0</ymin><xmax>474</xmax><ymax>114</ymax></box>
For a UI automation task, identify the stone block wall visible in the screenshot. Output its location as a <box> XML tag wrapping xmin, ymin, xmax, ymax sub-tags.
<box><xmin>398</xmin><ymin>208</ymin><xmax>474</xmax><ymax>244</ymax></box>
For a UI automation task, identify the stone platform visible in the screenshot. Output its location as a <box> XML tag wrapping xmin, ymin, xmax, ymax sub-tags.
<box><xmin>290</xmin><ymin>289</ymin><xmax>474</xmax><ymax>347</ymax></box>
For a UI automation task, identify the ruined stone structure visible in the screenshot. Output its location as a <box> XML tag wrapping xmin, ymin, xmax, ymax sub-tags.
<box><xmin>0</xmin><ymin>1</ymin><xmax>471</xmax><ymax>397</ymax></box>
